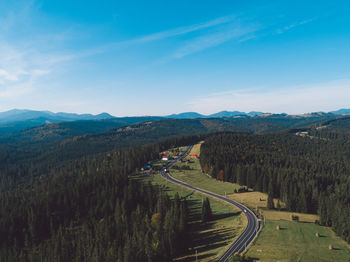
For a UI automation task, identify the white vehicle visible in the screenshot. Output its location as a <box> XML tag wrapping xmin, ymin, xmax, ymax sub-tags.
<box><xmin>244</xmin><ymin>209</ymin><xmax>247</xmax><ymax>213</ymax></box>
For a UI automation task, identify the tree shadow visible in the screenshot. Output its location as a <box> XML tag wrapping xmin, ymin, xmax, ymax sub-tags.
<box><xmin>332</xmin><ymin>247</ymin><xmax>342</xmax><ymax>251</ymax></box>
<box><xmin>278</xmin><ymin>227</ymin><xmax>287</xmax><ymax>230</ymax></box>
<box><xmin>178</xmin><ymin>197</ymin><xmax>244</xmax><ymax>261</ymax></box>
<box><xmin>214</xmin><ymin>211</ymin><xmax>241</xmax><ymax>220</ymax></box>
<box><xmin>297</xmin><ymin>221</ymin><xmax>316</xmax><ymax>224</ymax></box>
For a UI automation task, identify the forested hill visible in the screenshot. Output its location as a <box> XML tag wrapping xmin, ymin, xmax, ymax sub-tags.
<box><xmin>1</xmin><ymin>114</ymin><xmax>338</xmax><ymax>147</ymax></box>
<box><xmin>0</xmin><ymin>116</ymin><xmax>163</xmax><ymax>142</ymax></box>
<box><xmin>0</xmin><ymin>116</ymin><xmax>342</xmax><ymax>184</ymax></box>
<box><xmin>0</xmin><ymin>135</ymin><xmax>200</xmax><ymax>261</ymax></box>
<box><xmin>200</xmin><ymin>131</ymin><xmax>350</xmax><ymax>244</ymax></box>
<box><xmin>318</xmin><ymin>116</ymin><xmax>350</xmax><ymax>131</ymax></box>
<box><xmin>0</xmin><ymin>109</ymin><xmax>116</xmax><ymax>136</ymax></box>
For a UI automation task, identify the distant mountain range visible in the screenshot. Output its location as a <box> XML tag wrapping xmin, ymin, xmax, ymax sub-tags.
<box><xmin>166</xmin><ymin>110</ymin><xmax>264</xmax><ymax>119</ymax></box>
<box><xmin>0</xmin><ymin>108</ymin><xmax>349</xmax><ymax>136</ymax></box>
<box><xmin>165</xmin><ymin>109</ymin><xmax>350</xmax><ymax>119</ymax></box>
<box><xmin>0</xmin><ymin>109</ymin><xmax>115</xmax><ymax>136</ymax></box>
<box><xmin>329</xmin><ymin>109</ymin><xmax>350</xmax><ymax>115</ymax></box>
<box><xmin>1</xmin><ymin>108</ymin><xmax>349</xmax><ymax>124</ymax></box>
<box><xmin>0</xmin><ymin>109</ymin><xmax>114</xmax><ymax>123</ymax></box>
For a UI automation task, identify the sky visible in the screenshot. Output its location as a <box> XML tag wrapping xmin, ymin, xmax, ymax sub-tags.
<box><xmin>0</xmin><ymin>0</ymin><xmax>349</xmax><ymax>116</ymax></box>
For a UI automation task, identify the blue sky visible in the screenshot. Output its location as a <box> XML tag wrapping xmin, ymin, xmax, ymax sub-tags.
<box><xmin>0</xmin><ymin>0</ymin><xmax>349</xmax><ymax>116</ymax></box>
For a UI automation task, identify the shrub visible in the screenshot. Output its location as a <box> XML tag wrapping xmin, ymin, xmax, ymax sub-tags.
<box><xmin>291</xmin><ymin>215</ymin><xmax>299</xmax><ymax>221</ymax></box>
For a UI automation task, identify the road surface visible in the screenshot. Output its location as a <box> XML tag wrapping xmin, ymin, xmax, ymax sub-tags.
<box><xmin>160</xmin><ymin>145</ymin><xmax>261</xmax><ymax>262</ymax></box>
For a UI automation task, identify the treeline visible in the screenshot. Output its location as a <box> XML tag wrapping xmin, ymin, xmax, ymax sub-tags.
<box><xmin>0</xmin><ymin>132</ymin><xmax>204</xmax><ymax>192</ymax></box>
<box><xmin>200</xmin><ymin>131</ymin><xmax>350</xmax><ymax>243</ymax></box>
<box><xmin>0</xmin><ymin>134</ymin><xmax>203</xmax><ymax>261</ymax></box>
<box><xmin>0</xmin><ymin>115</ymin><xmax>333</xmax><ymax>180</ymax></box>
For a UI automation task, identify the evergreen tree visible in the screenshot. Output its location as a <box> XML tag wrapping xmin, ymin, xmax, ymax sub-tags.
<box><xmin>267</xmin><ymin>181</ymin><xmax>274</xmax><ymax>209</ymax></box>
<box><xmin>267</xmin><ymin>192</ymin><xmax>274</xmax><ymax>210</ymax></box>
<box><xmin>277</xmin><ymin>199</ymin><xmax>281</xmax><ymax>210</ymax></box>
<box><xmin>199</xmin><ymin>131</ymin><xmax>350</xmax><ymax>242</ymax></box>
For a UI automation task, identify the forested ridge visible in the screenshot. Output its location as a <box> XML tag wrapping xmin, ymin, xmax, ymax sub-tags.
<box><xmin>0</xmin><ymin>134</ymin><xmax>203</xmax><ymax>261</ymax></box>
<box><xmin>200</xmin><ymin>130</ymin><xmax>350</xmax><ymax>243</ymax></box>
<box><xmin>0</xmin><ymin>115</ymin><xmax>341</xmax><ymax>182</ymax></box>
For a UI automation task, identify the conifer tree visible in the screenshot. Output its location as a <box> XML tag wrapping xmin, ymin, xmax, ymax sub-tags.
<box><xmin>267</xmin><ymin>180</ymin><xmax>274</xmax><ymax>209</ymax></box>
<box><xmin>277</xmin><ymin>199</ymin><xmax>281</xmax><ymax>210</ymax></box>
<box><xmin>267</xmin><ymin>192</ymin><xmax>274</xmax><ymax>210</ymax></box>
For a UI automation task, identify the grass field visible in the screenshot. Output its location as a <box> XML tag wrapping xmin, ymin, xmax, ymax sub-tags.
<box><xmin>189</xmin><ymin>142</ymin><xmax>202</xmax><ymax>155</ymax></box>
<box><xmin>135</xmin><ymin>173</ymin><xmax>247</xmax><ymax>261</ymax></box>
<box><xmin>234</xmin><ymin>192</ymin><xmax>350</xmax><ymax>261</ymax></box>
<box><xmin>227</xmin><ymin>191</ymin><xmax>277</xmax><ymax>209</ymax></box>
<box><xmin>170</xmin><ymin>145</ymin><xmax>242</xmax><ymax>196</ymax></box>
<box><xmin>247</xmin><ymin>220</ymin><xmax>350</xmax><ymax>262</ymax></box>
<box><xmin>227</xmin><ymin>191</ymin><xmax>319</xmax><ymax>223</ymax></box>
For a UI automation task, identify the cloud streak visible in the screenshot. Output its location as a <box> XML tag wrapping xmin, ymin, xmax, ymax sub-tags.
<box><xmin>137</xmin><ymin>15</ymin><xmax>237</xmax><ymax>43</ymax></box>
<box><xmin>0</xmin><ymin>2</ymin><xmax>78</xmax><ymax>100</ymax></box>
<box><xmin>83</xmin><ymin>15</ymin><xmax>259</xmax><ymax>61</ymax></box>
<box><xmin>173</xmin><ymin>24</ymin><xmax>259</xmax><ymax>58</ymax></box>
<box><xmin>276</xmin><ymin>18</ymin><xmax>314</xmax><ymax>34</ymax></box>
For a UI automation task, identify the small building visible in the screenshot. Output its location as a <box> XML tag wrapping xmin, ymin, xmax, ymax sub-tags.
<box><xmin>190</xmin><ymin>154</ymin><xmax>199</xmax><ymax>158</ymax></box>
<box><xmin>143</xmin><ymin>170</ymin><xmax>151</xmax><ymax>175</ymax></box>
<box><xmin>162</xmin><ymin>155</ymin><xmax>169</xmax><ymax>161</ymax></box>
<box><xmin>143</xmin><ymin>165</ymin><xmax>152</xmax><ymax>170</ymax></box>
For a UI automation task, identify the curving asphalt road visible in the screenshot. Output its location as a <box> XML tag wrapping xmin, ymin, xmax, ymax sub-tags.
<box><xmin>160</xmin><ymin>145</ymin><xmax>261</xmax><ymax>262</ymax></box>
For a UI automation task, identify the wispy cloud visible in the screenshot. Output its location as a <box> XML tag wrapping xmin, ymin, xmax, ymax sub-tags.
<box><xmin>173</xmin><ymin>24</ymin><xmax>259</xmax><ymax>58</ymax></box>
<box><xmin>187</xmin><ymin>79</ymin><xmax>350</xmax><ymax>114</ymax></box>
<box><xmin>105</xmin><ymin>15</ymin><xmax>313</xmax><ymax>60</ymax></box>
<box><xmin>88</xmin><ymin>15</ymin><xmax>241</xmax><ymax>56</ymax></box>
<box><xmin>0</xmin><ymin>77</ymin><xmax>35</xmax><ymax>98</ymax></box>
<box><xmin>0</xmin><ymin>41</ymin><xmax>70</xmax><ymax>94</ymax></box>
<box><xmin>0</xmin><ymin>2</ymin><xmax>78</xmax><ymax>99</ymax></box>
<box><xmin>276</xmin><ymin>18</ymin><xmax>314</xmax><ymax>34</ymax></box>
<box><xmin>0</xmin><ymin>69</ymin><xmax>20</xmax><ymax>82</ymax></box>
<box><xmin>136</xmin><ymin>15</ymin><xmax>236</xmax><ymax>42</ymax></box>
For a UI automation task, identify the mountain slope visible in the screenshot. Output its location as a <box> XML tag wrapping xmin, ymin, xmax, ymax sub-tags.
<box><xmin>0</xmin><ymin>116</ymin><xmax>163</xmax><ymax>145</ymax></box>
<box><xmin>0</xmin><ymin>109</ymin><xmax>115</xmax><ymax>136</ymax></box>
<box><xmin>0</xmin><ymin>109</ymin><xmax>114</xmax><ymax>123</ymax></box>
<box><xmin>166</xmin><ymin>111</ymin><xmax>265</xmax><ymax>119</ymax></box>
<box><xmin>329</xmin><ymin>108</ymin><xmax>350</xmax><ymax>115</ymax></box>
<box><xmin>166</xmin><ymin>112</ymin><xmax>205</xmax><ymax>119</ymax></box>
<box><xmin>317</xmin><ymin>116</ymin><xmax>350</xmax><ymax>131</ymax></box>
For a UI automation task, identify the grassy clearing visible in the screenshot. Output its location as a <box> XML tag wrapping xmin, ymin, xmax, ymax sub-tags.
<box><xmin>189</xmin><ymin>142</ymin><xmax>202</xmax><ymax>155</ymax></box>
<box><xmin>169</xmin><ymin>145</ymin><xmax>242</xmax><ymax>196</ymax></box>
<box><xmin>227</xmin><ymin>192</ymin><xmax>319</xmax><ymax>223</ymax></box>
<box><xmin>247</xmin><ymin>220</ymin><xmax>350</xmax><ymax>262</ymax></box>
<box><xmin>135</xmin><ymin>173</ymin><xmax>247</xmax><ymax>261</ymax></box>
<box><xmin>171</xmin><ymin>169</ymin><xmax>241</xmax><ymax>196</ymax></box>
<box><xmin>262</xmin><ymin>210</ymin><xmax>319</xmax><ymax>223</ymax></box>
<box><xmin>227</xmin><ymin>191</ymin><xmax>273</xmax><ymax>209</ymax></box>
